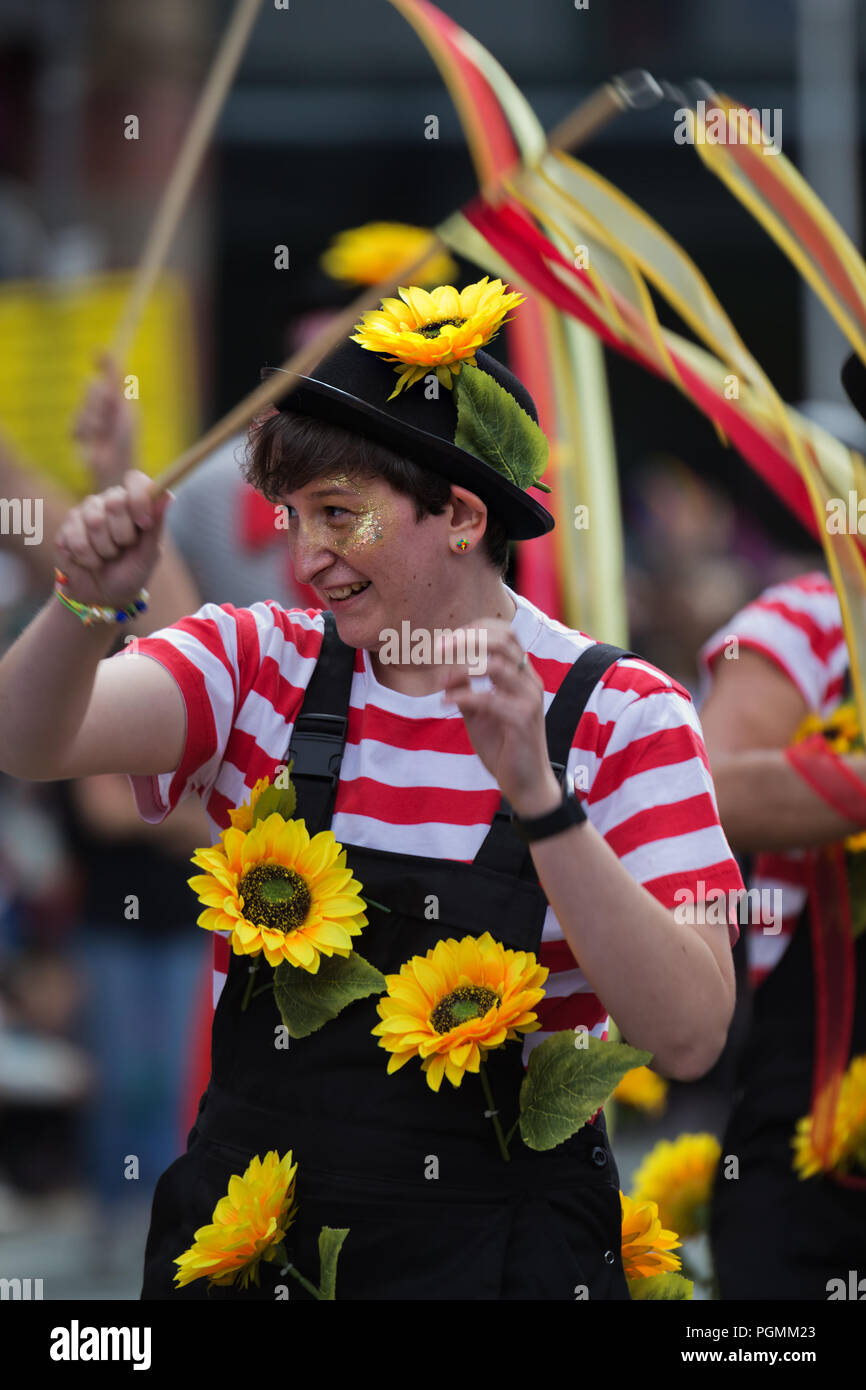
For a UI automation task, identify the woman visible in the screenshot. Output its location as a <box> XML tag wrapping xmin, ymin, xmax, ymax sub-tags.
<box><xmin>0</xmin><ymin>282</ymin><xmax>739</xmax><ymax>1299</ymax></box>
<box><xmin>699</xmin><ymin>571</ymin><xmax>866</xmax><ymax>1299</ymax></box>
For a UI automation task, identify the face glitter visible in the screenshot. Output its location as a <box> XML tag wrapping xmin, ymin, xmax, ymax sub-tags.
<box><xmin>314</xmin><ymin>478</ymin><xmax>397</xmax><ymax>554</ymax></box>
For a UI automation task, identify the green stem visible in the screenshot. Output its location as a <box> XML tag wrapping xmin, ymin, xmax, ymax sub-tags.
<box><xmin>361</xmin><ymin>895</ymin><xmax>391</xmax><ymax>914</ymax></box>
<box><xmin>251</xmin><ymin>982</ymin><xmax>274</xmax><ymax>1000</ymax></box>
<box><xmin>241</xmin><ymin>958</ymin><xmax>261</xmax><ymax>1012</ymax></box>
<box><xmin>479</xmin><ymin>1062</ymin><xmax>511</xmax><ymax>1163</ymax></box>
<box><xmin>504</xmin><ymin>1118</ymin><xmax>520</xmax><ymax>1150</ymax></box>
<box><xmin>283</xmin><ymin>1264</ymin><xmax>326</xmax><ymax>1301</ymax></box>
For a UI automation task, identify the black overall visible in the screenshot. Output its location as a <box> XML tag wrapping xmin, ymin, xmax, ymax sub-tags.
<box><xmin>142</xmin><ymin>619</ymin><xmax>631</xmax><ymax>1301</ymax></box>
<box><xmin>711</xmin><ymin>887</ymin><xmax>866</xmax><ymax>1299</ymax></box>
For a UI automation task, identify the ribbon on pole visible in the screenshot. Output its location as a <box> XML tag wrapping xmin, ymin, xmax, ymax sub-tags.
<box><xmin>384</xmin><ymin>0</ymin><xmax>630</xmax><ymax>637</ymax></box>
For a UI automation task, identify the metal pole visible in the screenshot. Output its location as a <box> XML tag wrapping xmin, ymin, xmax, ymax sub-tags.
<box><xmin>796</xmin><ymin>0</ymin><xmax>862</xmax><ymax>401</ymax></box>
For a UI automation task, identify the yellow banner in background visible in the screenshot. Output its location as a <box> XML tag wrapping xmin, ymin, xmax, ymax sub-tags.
<box><xmin>0</xmin><ymin>271</ymin><xmax>198</xmax><ymax>495</ymax></box>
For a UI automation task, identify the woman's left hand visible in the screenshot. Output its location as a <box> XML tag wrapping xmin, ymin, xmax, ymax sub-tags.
<box><xmin>436</xmin><ymin>619</ymin><xmax>562</xmax><ymax>817</ymax></box>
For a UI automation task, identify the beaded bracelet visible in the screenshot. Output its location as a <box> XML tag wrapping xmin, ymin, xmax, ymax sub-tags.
<box><xmin>53</xmin><ymin>569</ymin><xmax>149</xmax><ymax>627</ymax></box>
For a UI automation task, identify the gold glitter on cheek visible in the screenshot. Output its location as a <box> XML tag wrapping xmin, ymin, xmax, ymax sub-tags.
<box><xmin>341</xmin><ymin>493</ymin><xmax>400</xmax><ymax>551</ymax></box>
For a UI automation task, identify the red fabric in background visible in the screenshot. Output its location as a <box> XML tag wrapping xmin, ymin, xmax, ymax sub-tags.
<box><xmin>787</xmin><ymin>739</ymin><xmax>866</xmax><ymax>1188</ymax></box>
<box><xmin>786</xmin><ymin>736</ymin><xmax>866</xmax><ymax>824</ymax></box>
<box><xmin>180</xmin><ymin>955</ymin><xmax>213</xmax><ymax>1138</ymax></box>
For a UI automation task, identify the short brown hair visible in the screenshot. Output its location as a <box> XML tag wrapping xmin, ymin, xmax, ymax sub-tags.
<box><xmin>243</xmin><ymin>409</ymin><xmax>510</xmax><ymax>575</ymax></box>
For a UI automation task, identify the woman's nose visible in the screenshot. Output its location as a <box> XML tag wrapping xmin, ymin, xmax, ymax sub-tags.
<box><xmin>288</xmin><ymin>521</ymin><xmax>336</xmax><ymax>583</ymax></box>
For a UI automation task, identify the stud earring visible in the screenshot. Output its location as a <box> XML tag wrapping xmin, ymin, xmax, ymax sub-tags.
<box><xmin>456</xmin><ymin>538</ymin><xmax>469</xmax><ymax>551</ymax></box>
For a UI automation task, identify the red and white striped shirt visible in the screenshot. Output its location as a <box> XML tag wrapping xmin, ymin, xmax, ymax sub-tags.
<box><xmin>699</xmin><ymin>571</ymin><xmax>847</xmax><ymax>986</ymax></box>
<box><xmin>127</xmin><ymin>586</ymin><xmax>741</xmax><ymax>1055</ymax></box>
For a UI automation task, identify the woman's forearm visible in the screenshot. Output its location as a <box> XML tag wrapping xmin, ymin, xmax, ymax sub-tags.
<box><xmin>0</xmin><ymin>599</ymin><xmax>115</xmax><ymax>779</ymax></box>
<box><xmin>710</xmin><ymin>749</ymin><xmax>866</xmax><ymax>853</ymax></box>
<box><xmin>527</xmin><ymin>817</ymin><xmax>734</xmax><ymax>1082</ymax></box>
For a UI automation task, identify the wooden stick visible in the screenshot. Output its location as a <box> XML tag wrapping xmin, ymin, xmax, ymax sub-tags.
<box><xmin>543</xmin><ymin>83</ymin><xmax>629</xmax><ymax>168</ymax></box>
<box><xmin>151</xmin><ymin>238</ymin><xmax>447</xmax><ymax>495</ymax></box>
<box><xmin>151</xmin><ymin>77</ymin><xmax>636</xmax><ymax>497</ymax></box>
<box><xmin>110</xmin><ymin>0</ymin><xmax>264</xmax><ymax>366</ymax></box>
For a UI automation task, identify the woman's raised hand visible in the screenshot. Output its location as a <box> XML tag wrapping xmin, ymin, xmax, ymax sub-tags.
<box><xmin>54</xmin><ymin>470</ymin><xmax>171</xmax><ymax>608</ymax></box>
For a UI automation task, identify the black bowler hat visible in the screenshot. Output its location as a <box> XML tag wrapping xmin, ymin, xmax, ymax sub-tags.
<box><xmin>269</xmin><ymin>339</ymin><xmax>555</xmax><ymax>541</ymax></box>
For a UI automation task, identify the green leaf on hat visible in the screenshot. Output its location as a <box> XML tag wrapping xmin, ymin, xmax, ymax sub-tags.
<box><xmin>454</xmin><ymin>363</ymin><xmax>552</xmax><ymax>493</ymax></box>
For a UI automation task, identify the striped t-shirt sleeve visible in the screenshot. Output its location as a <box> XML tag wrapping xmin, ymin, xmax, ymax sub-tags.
<box><xmin>578</xmin><ymin>659</ymin><xmax>743</xmax><ymax>945</ymax></box>
<box><xmin>697</xmin><ymin>571</ymin><xmax>846</xmax><ymax>715</ymax></box>
<box><xmin>123</xmin><ymin>601</ymin><xmax>279</xmax><ymax>823</ymax></box>
<box><xmin>696</xmin><ymin>572</ymin><xmax>846</xmax><ymax>985</ymax></box>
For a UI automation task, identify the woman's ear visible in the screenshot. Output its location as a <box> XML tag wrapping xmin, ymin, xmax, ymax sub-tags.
<box><xmin>447</xmin><ymin>485</ymin><xmax>488</xmax><ymax>556</ymax></box>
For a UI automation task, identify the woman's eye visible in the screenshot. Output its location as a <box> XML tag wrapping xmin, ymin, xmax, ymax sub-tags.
<box><xmin>325</xmin><ymin>506</ymin><xmax>350</xmax><ymax>519</ymax></box>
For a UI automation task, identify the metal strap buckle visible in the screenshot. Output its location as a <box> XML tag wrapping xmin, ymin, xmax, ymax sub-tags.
<box><xmin>288</xmin><ymin>714</ymin><xmax>348</xmax><ymax>784</ymax></box>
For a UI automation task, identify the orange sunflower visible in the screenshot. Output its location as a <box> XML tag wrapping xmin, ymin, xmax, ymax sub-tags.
<box><xmin>226</xmin><ymin>776</ymin><xmax>270</xmax><ymax>834</ymax></box>
<box><xmin>352</xmin><ymin>277</ymin><xmax>524</xmax><ymax>398</ymax></box>
<box><xmin>174</xmin><ymin>1150</ymin><xmax>297</xmax><ymax>1290</ymax></box>
<box><xmin>372</xmin><ymin>932</ymin><xmax>547</xmax><ymax>1091</ymax></box>
<box><xmin>792</xmin><ymin>1054</ymin><xmax>866</xmax><ymax>1178</ymax></box>
<box><xmin>630</xmin><ymin>1133</ymin><xmax>721</xmax><ymax>1238</ymax></box>
<box><xmin>189</xmin><ymin>813</ymin><xmax>368</xmax><ymax>972</ymax></box>
<box><xmin>792</xmin><ymin>703</ymin><xmax>866</xmax><ymax>850</ymax></box>
<box><xmin>620</xmin><ymin>1192</ymin><xmax>682</xmax><ymax>1281</ymax></box>
<box><xmin>613</xmin><ymin>1064</ymin><xmax>669</xmax><ymax>1117</ymax></box>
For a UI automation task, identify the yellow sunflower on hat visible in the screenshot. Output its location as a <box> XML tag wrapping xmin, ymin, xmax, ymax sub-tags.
<box><xmin>372</xmin><ymin>931</ymin><xmax>547</xmax><ymax>1091</ymax></box>
<box><xmin>352</xmin><ymin>277</ymin><xmax>524</xmax><ymax>399</ymax></box>
<box><xmin>189</xmin><ymin>813</ymin><xmax>368</xmax><ymax>973</ymax></box>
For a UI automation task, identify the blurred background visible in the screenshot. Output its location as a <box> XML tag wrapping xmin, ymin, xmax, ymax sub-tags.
<box><xmin>0</xmin><ymin>0</ymin><xmax>862</xmax><ymax>1298</ymax></box>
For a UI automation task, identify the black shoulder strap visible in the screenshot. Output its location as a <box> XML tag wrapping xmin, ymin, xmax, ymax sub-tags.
<box><xmin>545</xmin><ymin>641</ymin><xmax>634</xmax><ymax>773</ymax></box>
<box><xmin>284</xmin><ymin>611</ymin><xmax>356</xmax><ymax>834</ymax></box>
<box><xmin>285</xmin><ymin>621</ymin><xmax>635</xmax><ymax>865</ymax></box>
<box><xmin>472</xmin><ymin>641</ymin><xmax>634</xmax><ymax>876</ymax></box>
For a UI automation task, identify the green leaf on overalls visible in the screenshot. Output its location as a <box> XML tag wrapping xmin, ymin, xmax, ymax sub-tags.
<box><xmin>251</xmin><ymin>780</ymin><xmax>297</xmax><ymax>825</ymax></box>
<box><xmin>317</xmin><ymin>1227</ymin><xmax>350</xmax><ymax>1301</ymax></box>
<box><xmin>273</xmin><ymin>951</ymin><xmax>386</xmax><ymax>1039</ymax></box>
<box><xmin>627</xmin><ymin>1272</ymin><xmax>694</xmax><ymax>1300</ymax></box>
<box><xmin>518</xmin><ymin>1032</ymin><xmax>652</xmax><ymax>1151</ymax></box>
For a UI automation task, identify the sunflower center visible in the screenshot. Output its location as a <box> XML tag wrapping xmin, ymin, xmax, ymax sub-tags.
<box><xmin>238</xmin><ymin>864</ymin><xmax>311</xmax><ymax>933</ymax></box>
<box><xmin>417</xmin><ymin>317</ymin><xmax>467</xmax><ymax>338</ymax></box>
<box><xmin>430</xmin><ymin>984</ymin><xmax>499</xmax><ymax>1034</ymax></box>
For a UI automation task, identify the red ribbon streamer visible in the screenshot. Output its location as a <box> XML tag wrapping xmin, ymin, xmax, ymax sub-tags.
<box><xmin>464</xmin><ymin>196</ymin><xmax>866</xmax><ymax>563</ymax></box>
<box><xmin>787</xmin><ymin>738</ymin><xmax>866</xmax><ymax>1187</ymax></box>
<box><xmin>785</xmin><ymin>735</ymin><xmax>866</xmax><ymax>824</ymax></box>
